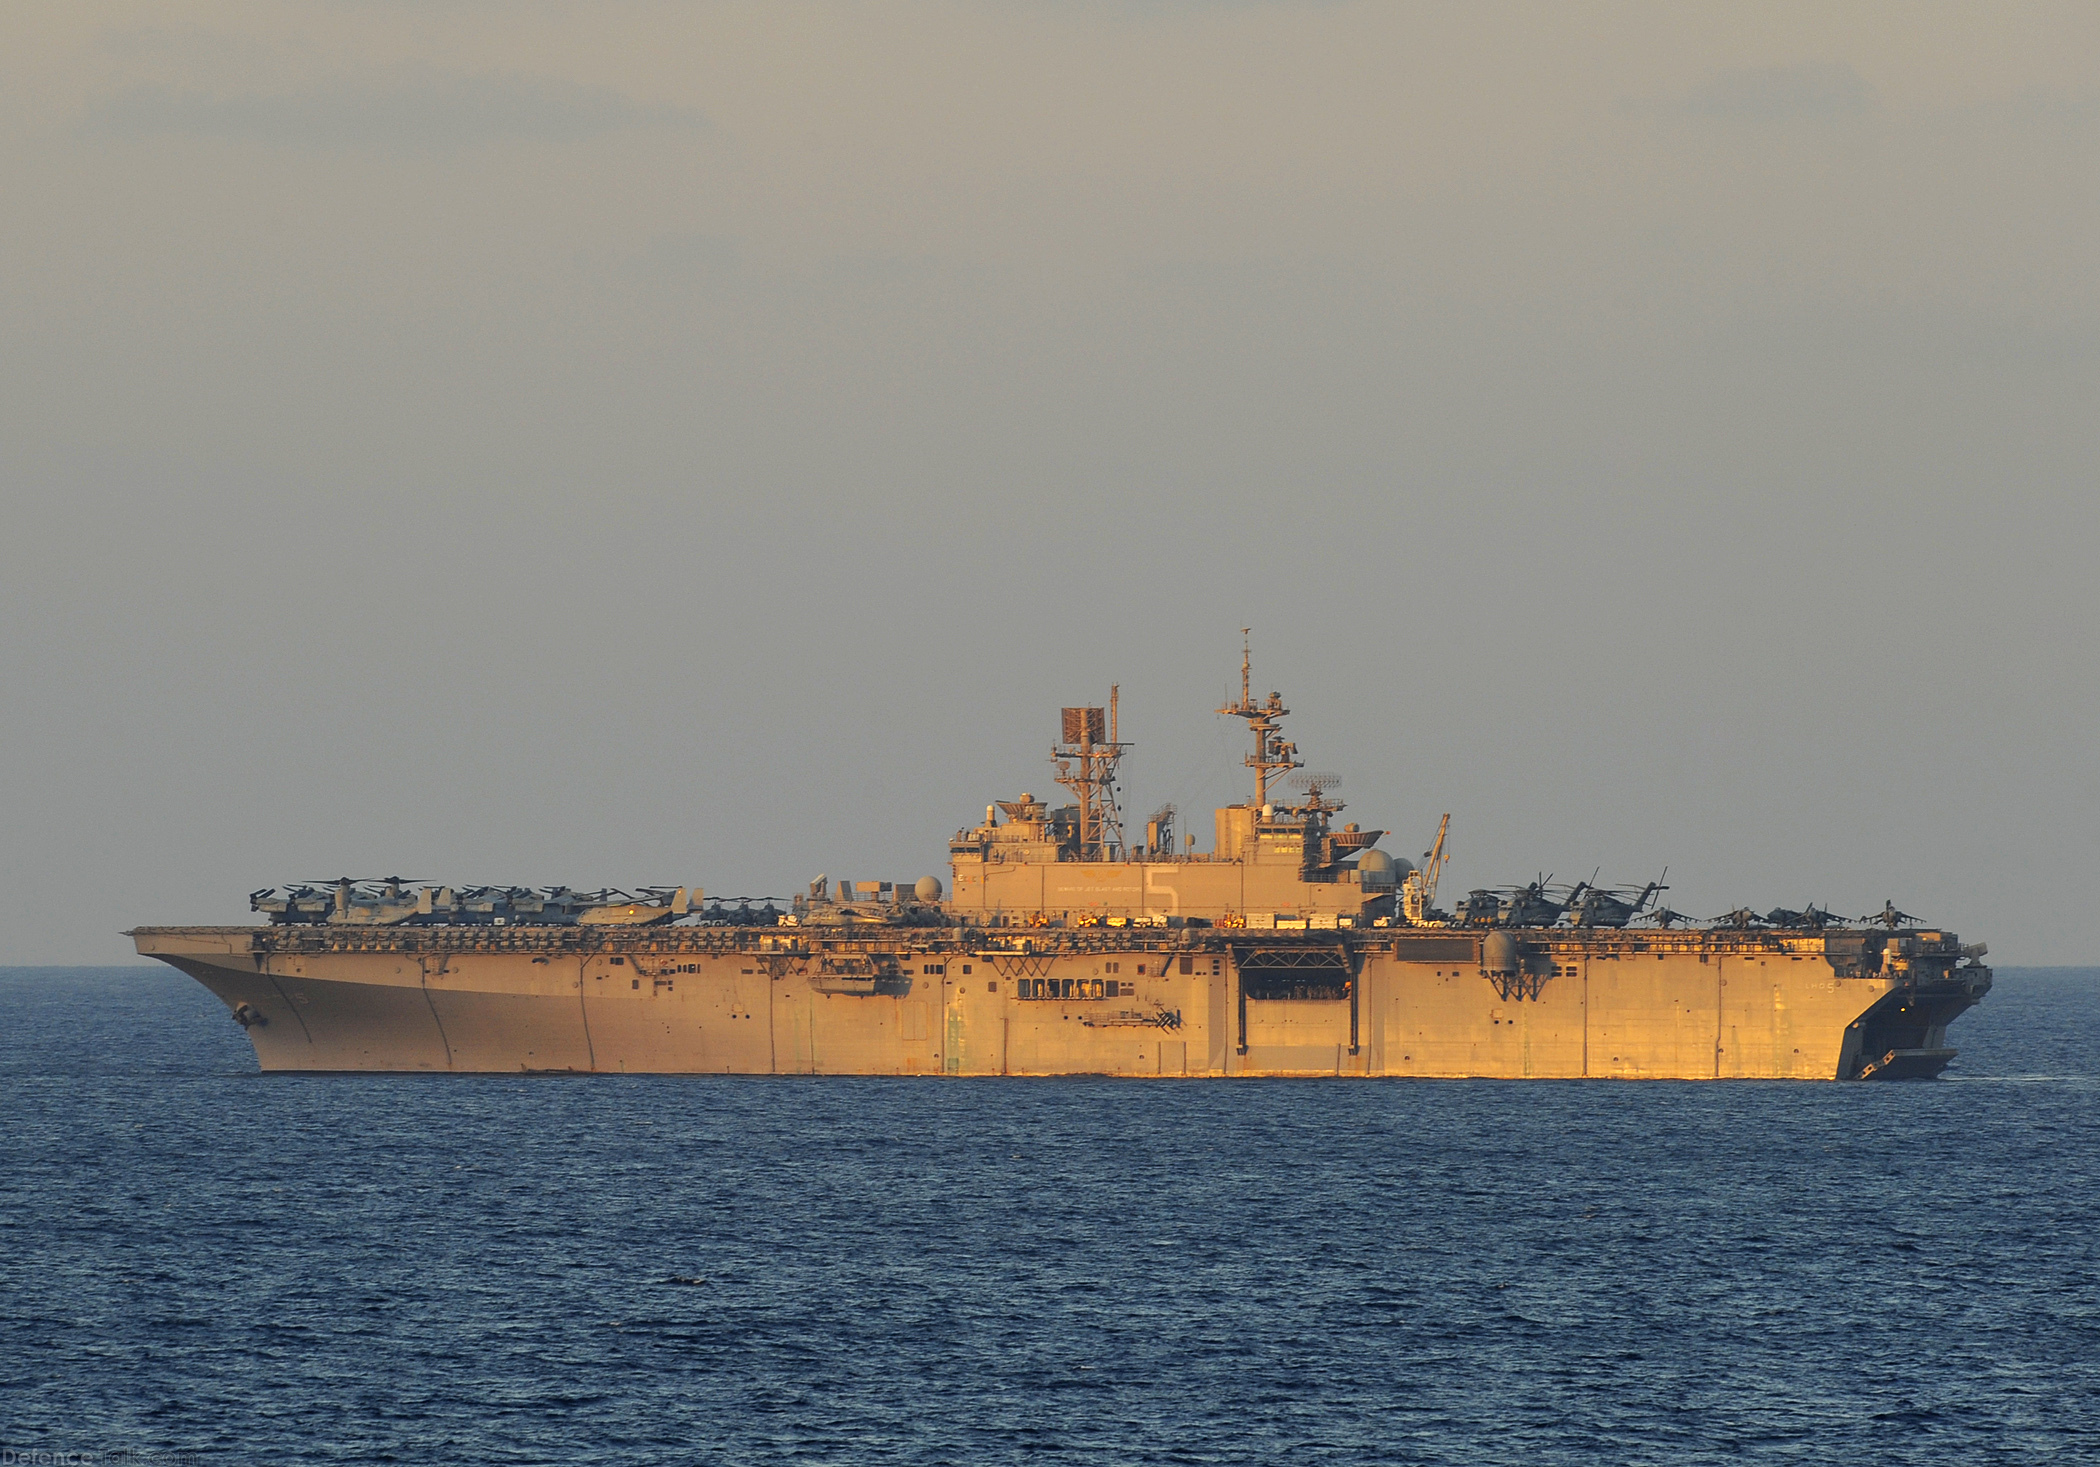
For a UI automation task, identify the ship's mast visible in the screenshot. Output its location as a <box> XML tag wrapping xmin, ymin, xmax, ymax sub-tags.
<box><xmin>1217</xmin><ymin>630</ymin><xmax>1301</xmax><ymax>809</ymax></box>
<box><xmin>1053</xmin><ymin>686</ymin><xmax>1129</xmax><ymax>861</ymax></box>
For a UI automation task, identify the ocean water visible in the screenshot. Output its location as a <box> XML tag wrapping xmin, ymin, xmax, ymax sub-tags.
<box><xmin>1</xmin><ymin>965</ymin><xmax>2095</xmax><ymax>1465</ymax></box>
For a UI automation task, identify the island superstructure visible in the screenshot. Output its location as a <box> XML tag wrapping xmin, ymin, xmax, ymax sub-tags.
<box><xmin>131</xmin><ymin>642</ymin><xmax>1992</xmax><ymax>1079</ymax></box>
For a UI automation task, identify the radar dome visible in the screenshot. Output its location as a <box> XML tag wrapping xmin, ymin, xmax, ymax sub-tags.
<box><xmin>1357</xmin><ymin>849</ymin><xmax>1401</xmax><ymax>888</ymax></box>
<box><xmin>914</xmin><ymin>876</ymin><xmax>944</xmax><ymax>903</ymax></box>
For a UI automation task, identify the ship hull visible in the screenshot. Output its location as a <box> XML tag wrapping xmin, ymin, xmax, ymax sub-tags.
<box><xmin>133</xmin><ymin>925</ymin><xmax>1992</xmax><ymax>1080</ymax></box>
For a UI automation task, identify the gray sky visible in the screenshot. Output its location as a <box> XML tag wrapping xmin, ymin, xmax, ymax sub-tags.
<box><xmin>3</xmin><ymin>2</ymin><xmax>2095</xmax><ymax>964</ymax></box>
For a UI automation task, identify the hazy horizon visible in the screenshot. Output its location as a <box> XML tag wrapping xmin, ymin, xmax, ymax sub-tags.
<box><xmin>4</xmin><ymin>3</ymin><xmax>2096</xmax><ymax>964</ymax></box>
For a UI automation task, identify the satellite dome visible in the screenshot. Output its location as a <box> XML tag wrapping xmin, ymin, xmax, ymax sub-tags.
<box><xmin>914</xmin><ymin>875</ymin><xmax>944</xmax><ymax>902</ymax></box>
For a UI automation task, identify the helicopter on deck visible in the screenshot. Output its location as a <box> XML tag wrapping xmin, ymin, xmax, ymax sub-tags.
<box><xmin>1564</xmin><ymin>873</ymin><xmax>1669</xmax><ymax>929</ymax></box>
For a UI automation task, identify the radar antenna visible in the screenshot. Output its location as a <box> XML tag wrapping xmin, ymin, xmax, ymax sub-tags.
<box><xmin>1052</xmin><ymin>684</ymin><xmax>1130</xmax><ymax>861</ymax></box>
<box><xmin>1287</xmin><ymin>771</ymin><xmax>1344</xmax><ymax>818</ymax></box>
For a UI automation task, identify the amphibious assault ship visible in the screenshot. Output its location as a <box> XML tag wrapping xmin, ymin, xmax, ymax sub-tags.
<box><xmin>132</xmin><ymin>643</ymin><xmax>1992</xmax><ymax>1079</ymax></box>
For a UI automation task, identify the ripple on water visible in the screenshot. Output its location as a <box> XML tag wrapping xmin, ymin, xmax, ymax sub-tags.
<box><xmin>0</xmin><ymin>966</ymin><xmax>2095</xmax><ymax>1465</ymax></box>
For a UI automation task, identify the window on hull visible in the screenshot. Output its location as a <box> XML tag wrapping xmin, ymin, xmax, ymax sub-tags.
<box><xmin>1015</xmin><ymin>978</ymin><xmax>1122</xmax><ymax>1000</ymax></box>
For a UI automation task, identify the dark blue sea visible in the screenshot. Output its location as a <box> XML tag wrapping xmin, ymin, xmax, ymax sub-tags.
<box><xmin>2</xmin><ymin>966</ymin><xmax>2095</xmax><ymax>1465</ymax></box>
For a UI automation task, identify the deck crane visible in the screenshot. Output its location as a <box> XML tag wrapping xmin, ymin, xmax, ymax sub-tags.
<box><xmin>1402</xmin><ymin>814</ymin><xmax>1451</xmax><ymax>923</ymax></box>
